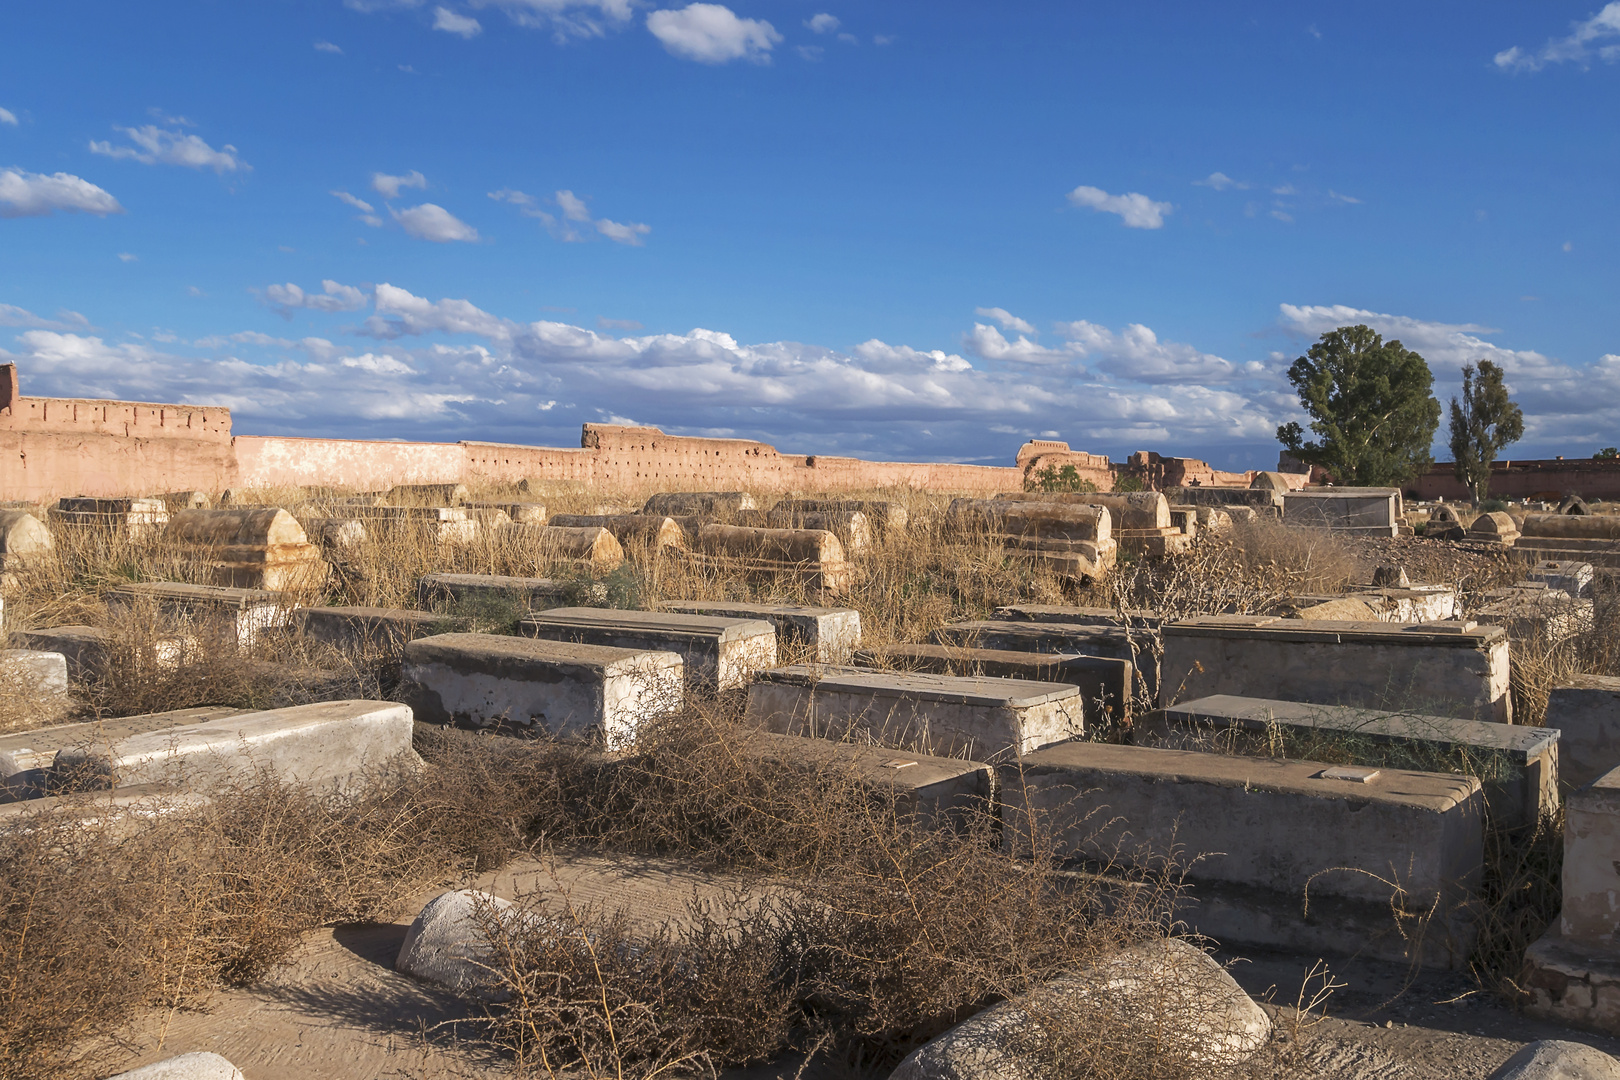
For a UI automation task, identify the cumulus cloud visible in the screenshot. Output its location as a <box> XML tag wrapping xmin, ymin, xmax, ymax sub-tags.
<box><xmin>331</xmin><ymin>190</ymin><xmax>376</xmax><ymax>213</ymax></box>
<box><xmin>434</xmin><ymin>6</ymin><xmax>483</xmax><ymax>36</ymax></box>
<box><xmin>0</xmin><ymin>169</ymin><xmax>124</xmax><ymax>218</ymax></box>
<box><xmin>500</xmin><ymin>188</ymin><xmax>648</xmax><ymax>244</ymax></box>
<box><xmin>372</xmin><ymin>170</ymin><xmax>428</xmax><ymax>199</ymax></box>
<box><xmin>118</xmin><ymin>253</ymin><xmax>138</xmax><ymax>262</ymax></box>
<box><xmin>964</xmin><ymin>324</ymin><xmax>1069</xmax><ymax>366</ymax></box>
<box><xmin>470</xmin><ymin>0</ymin><xmax>635</xmax><ymax>41</ymax></box>
<box><xmin>1496</xmin><ymin>2</ymin><xmax>1620</xmax><ymax>71</ymax></box>
<box><xmin>0</xmin><ymin>107</ymin><xmax>16</xmax><ymax>126</ymax></box>
<box><xmin>89</xmin><ymin>126</ymin><xmax>246</xmax><ymax>172</ymax></box>
<box><xmin>392</xmin><ymin>203</ymin><xmax>480</xmax><ymax>242</ymax></box>
<box><xmin>647</xmin><ymin>3</ymin><xmax>781</xmax><ymax>63</ymax></box>
<box><xmin>262</xmin><ymin>280</ymin><xmax>369</xmax><ymax>317</ymax></box>
<box><xmin>595</xmin><ymin>217</ymin><xmax>650</xmax><ymax>245</ymax></box>
<box><xmin>1057</xmin><ymin>320</ymin><xmax>1240</xmax><ymax>383</ymax></box>
<box><xmin>0</xmin><ymin>304</ymin><xmax>89</xmax><ymax>330</ymax></box>
<box><xmin>1066</xmin><ymin>185</ymin><xmax>1171</xmax><ymax>229</ymax></box>
<box><xmin>315</xmin><ymin>40</ymin><xmax>344</xmax><ymax>53</ymax></box>
<box><xmin>805</xmin><ymin>12</ymin><xmax>838</xmax><ymax>32</ymax></box>
<box><xmin>1194</xmin><ymin>172</ymin><xmax>1246</xmax><ymax>190</ymax></box>
<box><xmin>973</xmin><ymin>307</ymin><xmax>1036</xmax><ymax>336</ymax></box>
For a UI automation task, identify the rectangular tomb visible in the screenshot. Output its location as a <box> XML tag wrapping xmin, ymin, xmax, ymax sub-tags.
<box><xmin>746</xmin><ymin>665</ymin><xmax>1083</xmax><ymax>760</ymax></box>
<box><xmin>1548</xmin><ymin>675</ymin><xmax>1620</xmax><ymax>790</ymax></box>
<box><xmin>933</xmin><ymin>619</ymin><xmax>1153</xmax><ymax>699</ymax></box>
<box><xmin>400</xmin><ymin>632</ymin><xmax>683</xmax><ymax>748</ymax></box>
<box><xmin>658</xmin><ymin>600</ymin><xmax>862</xmax><ymax>663</ymax></box>
<box><xmin>1</xmin><ymin>706</ymin><xmax>251</xmax><ymax>801</ymax></box>
<box><xmin>1142</xmin><ymin>694</ymin><xmax>1559</xmax><ymax>828</ymax></box>
<box><xmin>1004</xmin><ymin>741</ymin><xmax>1485</xmax><ymax>968</ymax></box>
<box><xmin>293</xmin><ymin>606</ymin><xmax>452</xmax><ymax>654</ymax></box>
<box><xmin>1160</xmin><ymin>616</ymin><xmax>1511</xmax><ymax>722</ymax></box>
<box><xmin>1283</xmin><ymin>488</ymin><xmax>1401</xmax><ymax>536</ymax></box>
<box><xmin>104</xmin><ymin>581</ymin><xmax>292</xmax><ymax>650</ymax></box>
<box><xmin>854</xmin><ymin>642</ymin><xmax>1132</xmax><ymax>725</ymax></box>
<box><xmin>417</xmin><ymin>572</ymin><xmax>587</xmax><ymax>612</ymax></box>
<box><xmin>519</xmin><ymin>607</ymin><xmax>776</xmax><ymax>691</ymax></box>
<box><xmin>50</xmin><ymin>700</ymin><xmax>416</xmax><ymax>797</ymax></box>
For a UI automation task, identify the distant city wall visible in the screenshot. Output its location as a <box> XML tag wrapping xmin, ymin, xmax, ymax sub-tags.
<box><xmin>1408</xmin><ymin>459</ymin><xmax>1620</xmax><ymax>502</ymax></box>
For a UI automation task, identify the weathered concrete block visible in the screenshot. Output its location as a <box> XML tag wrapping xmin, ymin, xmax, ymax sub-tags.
<box><xmin>104</xmin><ymin>1051</ymin><xmax>245</xmax><ymax>1080</ymax></box>
<box><xmin>294</xmin><ymin>606</ymin><xmax>451</xmax><ymax>653</ymax></box>
<box><xmin>855</xmin><ymin>643</ymin><xmax>1132</xmax><ymax>724</ymax></box>
<box><xmin>996</xmin><ymin>490</ymin><xmax>1170</xmax><ymax>531</ymax></box>
<box><xmin>933</xmin><ymin>619</ymin><xmax>1152</xmax><ymax>700</ymax></box>
<box><xmin>1163</xmin><ymin>484</ymin><xmax>1283</xmax><ymax>516</ymax></box>
<box><xmin>658</xmin><ymin>600</ymin><xmax>862</xmax><ymax>663</ymax></box>
<box><xmin>1549</xmin><ymin>676</ymin><xmax>1620</xmax><ymax>791</ymax></box>
<box><xmin>1283</xmin><ymin>488</ymin><xmax>1401</xmax><ymax>536</ymax></box>
<box><xmin>548</xmin><ymin>513</ymin><xmax>685</xmax><ymax>553</ymax></box>
<box><xmin>51</xmin><ymin>496</ymin><xmax>169</xmax><ymax>539</ymax></box>
<box><xmin>519</xmin><ymin>607</ymin><xmax>775</xmax><ymax>691</ymax></box>
<box><xmin>504</xmin><ymin>523</ymin><xmax>625</xmax><ymax>573</ymax></box>
<box><xmin>1</xmin><ymin>706</ymin><xmax>251</xmax><ymax>801</ymax></box>
<box><xmin>890</xmin><ymin>938</ymin><xmax>1270</xmax><ymax>1080</ymax></box>
<box><xmin>737</xmin><ymin>730</ymin><xmax>993</xmax><ymax>831</ymax></box>
<box><xmin>773</xmin><ymin>497</ymin><xmax>908</xmax><ymax>536</ymax></box>
<box><xmin>157</xmin><ymin>490</ymin><xmax>212</xmax><ymax>512</ymax></box>
<box><xmin>0</xmin><ymin>649</ymin><xmax>70</xmax><ymax>721</ymax></box>
<box><xmin>466</xmin><ymin>500</ymin><xmax>547</xmax><ymax>524</ymax></box>
<box><xmin>388</xmin><ymin>482</ymin><xmax>469</xmax><ymax>505</ymax></box>
<box><xmin>642</xmin><ymin>491</ymin><xmax>756</xmax><ymax>517</ymax></box>
<box><xmin>1160</xmin><ymin>615</ymin><xmax>1512</xmax><ymax>722</ymax></box>
<box><xmin>947</xmin><ymin>499</ymin><xmax>1118</xmax><ymax>576</ymax></box>
<box><xmin>1487</xmin><ymin>1040</ymin><xmax>1620</xmax><ymax>1080</ymax></box>
<box><xmin>1470</xmin><ymin>510</ymin><xmax>1522</xmax><ymax>545</ymax></box>
<box><xmin>8</xmin><ymin>625</ymin><xmax>111</xmax><ymax>681</ymax></box>
<box><xmin>1144</xmin><ymin>694</ymin><xmax>1559</xmax><ymax>828</ymax></box>
<box><xmin>418</xmin><ymin>571</ymin><xmax>584</xmax><ymax>612</ymax></box>
<box><xmin>990</xmin><ymin>604</ymin><xmax>1159</xmax><ymax>629</ymax></box>
<box><xmin>0</xmin><ymin>781</ymin><xmax>213</xmax><ymax>837</ymax></box>
<box><xmin>746</xmin><ymin>666</ymin><xmax>1082</xmax><ymax>760</ymax></box>
<box><xmin>692</xmin><ymin>524</ymin><xmax>851</xmax><ymax>594</ymax></box>
<box><xmin>166</xmin><ymin>507</ymin><xmax>327</xmax><ymax>591</ymax></box>
<box><xmin>765</xmin><ymin>507</ymin><xmax>871</xmax><ymax>555</ymax></box>
<box><xmin>356</xmin><ymin>504</ymin><xmax>477</xmax><ymax>544</ymax></box>
<box><xmin>1562</xmin><ymin>766</ymin><xmax>1620</xmax><ymax>950</ymax></box>
<box><xmin>396</xmin><ymin>888</ymin><xmax>516</xmax><ymax>999</ymax></box>
<box><xmin>1477</xmin><ymin>586</ymin><xmax>1593</xmax><ymax>643</ymax></box>
<box><xmin>0</xmin><ymin>509</ymin><xmax>52</xmax><ymax>571</ymax></box>
<box><xmin>105</xmin><ymin>581</ymin><xmax>291</xmax><ymax>649</ymax></box>
<box><xmin>1005</xmin><ymin>741</ymin><xmax>1485</xmax><ymax>967</ymax></box>
<box><xmin>400</xmin><ymin>632</ymin><xmax>682</xmax><ymax>746</ymax></box>
<box><xmin>302</xmin><ymin>515</ymin><xmax>367</xmax><ymax>554</ymax></box>
<box><xmin>1527</xmin><ymin>560</ymin><xmax>1597</xmax><ymax>599</ymax></box>
<box><xmin>51</xmin><ymin>700</ymin><xmax>416</xmax><ymax>795</ymax></box>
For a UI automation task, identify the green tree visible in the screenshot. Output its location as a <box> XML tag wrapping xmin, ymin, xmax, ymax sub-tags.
<box><xmin>1276</xmin><ymin>324</ymin><xmax>1441</xmax><ymax>486</ymax></box>
<box><xmin>1447</xmin><ymin>359</ymin><xmax>1524</xmax><ymax>504</ymax></box>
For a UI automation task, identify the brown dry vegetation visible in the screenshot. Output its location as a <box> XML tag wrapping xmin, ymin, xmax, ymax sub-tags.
<box><xmin>1</xmin><ymin>482</ymin><xmax>1617</xmax><ymax>1078</ymax></box>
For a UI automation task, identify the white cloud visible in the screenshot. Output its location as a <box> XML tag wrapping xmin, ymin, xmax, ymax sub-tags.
<box><xmin>1270</xmin><ymin>208</ymin><xmax>1294</xmax><ymax>223</ymax></box>
<box><xmin>595</xmin><ymin>217</ymin><xmax>650</xmax><ymax>245</ymax></box>
<box><xmin>1496</xmin><ymin>2</ymin><xmax>1620</xmax><ymax>71</ymax></box>
<box><xmin>1057</xmin><ymin>320</ymin><xmax>1238</xmax><ymax>384</ymax></box>
<box><xmin>556</xmin><ymin>189</ymin><xmax>591</xmax><ymax>221</ymax></box>
<box><xmin>0</xmin><ymin>304</ymin><xmax>88</xmax><ymax>331</ymax></box>
<box><xmin>392</xmin><ymin>203</ymin><xmax>480</xmax><ymax>242</ymax></box>
<box><xmin>646</xmin><ymin>3</ymin><xmax>781</xmax><ymax>63</ymax></box>
<box><xmin>372</xmin><ymin>170</ymin><xmax>428</xmax><ymax>199</ymax></box>
<box><xmin>1194</xmin><ymin>172</ymin><xmax>1246</xmax><ymax>190</ymax></box>
<box><xmin>1271</xmin><ymin>183</ymin><xmax>1298</xmax><ymax>196</ymax></box>
<box><xmin>89</xmin><ymin>126</ymin><xmax>246</xmax><ymax>172</ymax></box>
<box><xmin>973</xmin><ymin>307</ymin><xmax>1036</xmax><ymax>336</ymax></box>
<box><xmin>965</xmin><ymin>324</ymin><xmax>1068</xmax><ymax>366</ymax></box>
<box><xmin>0</xmin><ymin>108</ymin><xmax>16</xmax><ymax>126</ymax></box>
<box><xmin>117</xmin><ymin>253</ymin><xmax>138</xmax><ymax>263</ymax></box>
<box><xmin>0</xmin><ymin>169</ymin><xmax>124</xmax><ymax>218</ymax></box>
<box><xmin>331</xmin><ymin>190</ymin><xmax>376</xmax><ymax>213</ymax></box>
<box><xmin>837</xmin><ymin>31</ymin><xmax>856</xmax><ymax>44</ymax></box>
<box><xmin>1066</xmin><ymin>185</ymin><xmax>1171</xmax><ymax>229</ymax></box>
<box><xmin>1277</xmin><ymin>304</ymin><xmax>1568</xmax><ymax>379</ymax></box>
<box><xmin>470</xmin><ymin>0</ymin><xmax>635</xmax><ymax>41</ymax></box>
<box><xmin>872</xmin><ymin>34</ymin><xmax>894</xmax><ymax>45</ymax></box>
<box><xmin>434</xmin><ymin>6</ymin><xmax>483</xmax><ymax>36</ymax></box>
<box><xmin>315</xmin><ymin>40</ymin><xmax>344</xmax><ymax>53</ymax></box>
<box><xmin>805</xmin><ymin>12</ymin><xmax>838</xmax><ymax>33</ymax></box>
<box><xmin>514</xmin><ymin>189</ymin><xmax>649</xmax><ymax>244</ymax></box>
<box><xmin>1328</xmin><ymin>190</ymin><xmax>1360</xmax><ymax>204</ymax></box>
<box><xmin>796</xmin><ymin>44</ymin><xmax>824</xmax><ymax>61</ymax></box>
<box><xmin>263</xmin><ymin>280</ymin><xmax>370</xmax><ymax>316</ymax></box>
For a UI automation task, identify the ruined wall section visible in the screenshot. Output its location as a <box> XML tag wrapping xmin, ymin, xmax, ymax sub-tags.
<box><xmin>232</xmin><ymin>435</ymin><xmax>468</xmax><ymax>491</ymax></box>
<box><xmin>0</xmin><ymin>363</ymin><xmax>237</xmax><ymax>502</ymax></box>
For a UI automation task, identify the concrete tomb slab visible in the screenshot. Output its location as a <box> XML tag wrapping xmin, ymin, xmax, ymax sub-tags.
<box><xmin>1487</xmin><ymin>1040</ymin><xmax>1620</xmax><ymax>1080</ymax></box>
<box><xmin>1527</xmin><ymin>560</ymin><xmax>1597</xmax><ymax>599</ymax></box>
<box><xmin>691</xmin><ymin>524</ymin><xmax>851</xmax><ymax>595</ymax></box>
<box><xmin>51</xmin><ymin>496</ymin><xmax>169</xmax><ymax>539</ymax></box>
<box><xmin>642</xmin><ymin>490</ymin><xmax>757</xmax><ymax>517</ymax></box>
<box><xmin>504</xmin><ymin>523</ymin><xmax>625</xmax><ymax>573</ymax></box>
<box><xmin>0</xmin><ymin>649</ymin><xmax>70</xmax><ymax>724</ymax></box>
<box><xmin>773</xmin><ymin>497</ymin><xmax>908</xmax><ymax>536</ymax></box>
<box><xmin>103</xmin><ymin>1051</ymin><xmax>245</xmax><ymax>1080</ymax></box>
<box><xmin>387</xmin><ymin>482</ymin><xmax>469</xmax><ymax>505</ymax></box>
<box><xmin>1549</xmin><ymin>675</ymin><xmax>1620</xmax><ymax>790</ymax></box>
<box><xmin>293</xmin><ymin>605</ymin><xmax>452</xmax><ymax>653</ymax></box>
<box><xmin>105</xmin><ymin>581</ymin><xmax>292</xmax><ymax>649</ymax></box>
<box><xmin>658</xmin><ymin>599</ymin><xmax>862</xmax><ymax>663</ymax></box>
<box><xmin>466</xmin><ymin>500</ymin><xmax>547</xmax><ymax>524</ymax></box>
<box><xmin>519</xmin><ymin>607</ymin><xmax>775</xmax><ymax>691</ymax></box>
<box><xmin>764</xmin><ymin>507</ymin><xmax>872</xmax><ymax>555</ymax></box>
<box><xmin>948</xmin><ymin>498</ymin><xmax>1119</xmax><ymax>576</ymax></box>
<box><xmin>301</xmin><ymin>516</ymin><xmax>367</xmax><ymax>554</ymax></box>
<box><xmin>400</xmin><ymin>632</ymin><xmax>682</xmax><ymax>747</ymax></box>
<box><xmin>746</xmin><ymin>664</ymin><xmax>1083</xmax><ymax>760</ymax></box>
<box><xmin>1</xmin><ymin>705</ymin><xmax>253</xmax><ymax>801</ymax></box>
<box><xmin>1282</xmin><ymin>488</ymin><xmax>1402</xmax><ymax>536</ymax></box>
<box><xmin>0</xmin><ymin>509</ymin><xmax>52</xmax><ymax>571</ymax></box>
<box><xmin>854</xmin><ymin>642</ymin><xmax>1132</xmax><ymax>724</ymax></box>
<box><xmin>418</xmin><ymin>571</ymin><xmax>587</xmax><ymax>613</ymax></box>
<box><xmin>165</xmin><ymin>507</ymin><xmax>327</xmax><ymax>591</ymax></box>
<box><xmin>1004</xmin><ymin>740</ymin><xmax>1485</xmax><ymax>967</ymax></box>
<box><xmin>933</xmin><ymin>618</ymin><xmax>1153</xmax><ymax>699</ymax></box>
<box><xmin>1477</xmin><ymin>586</ymin><xmax>1593</xmax><ymax>643</ymax></box>
<box><xmin>1160</xmin><ymin>616</ymin><xmax>1512</xmax><ymax>723</ymax></box>
<box><xmin>395</xmin><ymin>888</ymin><xmax>518</xmax><ymax>999</ymax></box>
<box><xmin>0</xmin><ymin>781</ymin><xmax>214</xmax><ymax>838</ymax></box>
<box><xmin>1144</xmin><ymin>693</ymin><xmax>1559</xmax><ymax>828</ymax></box>
<box><xmin>736</xmin><ymin>730</ymin><xmax>993</xmax><ymax>831</ymax></box>
<box><xmin>990</xmin><ymin>603</ymin><xmax>1159</xmax><ymax>628</ymax></box>
<box><xmin>51</xmin><ymin>700</ymin><xmax>416</xmax><ymax>796</ymax></box>
<box><xmin>547</xmin><ymin>513</ymin><xmax>685</xmax><ymax>553</ymax></box>
<box><xmin>1563</xmin><ymin>765</ymin><xmax>1620</xmax><ymax>949</ymax></box>
<box><xmin>157</xmin><ymin>490</ymin><xmax>212</xmax><ymax>512</ymax></box>
<box><xmin>356</xmin><ymin>504</ymin><xmax>478</xmax><ymax>544</ymax></box>
<box><xmin>7</xmin><ymin>625</ymin><xmax>112</xmax><ymax>681</ymax></box>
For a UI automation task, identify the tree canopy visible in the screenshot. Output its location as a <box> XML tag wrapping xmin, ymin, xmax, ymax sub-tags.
<box><xmin>1447</xmin><ymin>360</ymin><xmax>1524</xmax><ymax>504</ymax></box>
<box><xmin>1276</xmin><ymin>324</ymin><xmax>1441</xmax><ymax>486</ymax></box>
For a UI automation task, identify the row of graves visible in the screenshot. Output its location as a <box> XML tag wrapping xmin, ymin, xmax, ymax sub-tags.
<box><xmin>9</xmin><ymin>484</ymin><xmax>1620</xmax><ymax>1070</ymax></box>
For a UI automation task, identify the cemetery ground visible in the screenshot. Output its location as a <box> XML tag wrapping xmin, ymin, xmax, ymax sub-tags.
<box><xmin>2</xmin><ymin>482</ymin><xmax>1618</xmax><ymax>1079</ymax></box>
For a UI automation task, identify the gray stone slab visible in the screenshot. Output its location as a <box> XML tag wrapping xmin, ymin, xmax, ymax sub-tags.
<box><xmin>932</xmin><ymin>619</ymin><xmax>1153</xmax><ymax>699</ymax></box>
<box><xmin>519</xmin><ymin>607</ymin><xmax>776</xmax><ymax>690</ymax></box>
<box><xmin>737</xmin><ymin>730</ymin><xmax>994</xmax><ymax>831</ymax></box>
<box><xmin>9</xmin><ymin>625</ymin><xmax>111</xmax><ymax>681</ymax></box>
<box><xmin>1004</xmin><ymin>741</ymin><xmax>1484</xmax><ymax>968</ymax></box>
<box><xmin>103</xmin><ymin>1051</ymin><xmax>244</xmax><ymax>1080</ymax></box>
<box><xmin>746</xmin><ymin>665</ymin><xmax>1082</xmax><ymax>760</ymax></box>
<box><xmin>990</xmin><ymin>604</ymin><xmax>1159</xmax><ymax>628</ymax></box>
<box><xmin>1562</xmin><ymin>765</ymin><xmax>1620</xmax><ymax>951</ymax></box>
<box><xmin>105</xmin><ymin>581</ymin><xmax>290</xmax><ymax>648</ymax></box>
<box><xmin>658</xmin><ymin>599</ymin><xmax>862</xmax><ymax>662</ymax></box>
<box><xmin>51</xmin><ymin>700</ymin><xmax>416</xmax><ymax>796</ymax></box>
<box><xmin>854</xmin><ymin>642</ymin><xmax>1132</xmax><ymax>724</ymax></box>
<box><xmin>1526</xmin><ymin>560</ymin><xmax>1597</xmax><ymax>599</ymax></box>
<box><xmin>293</xmin><ymin>606</ymin><xmax>452</xmax><ymax>653</ymax></box>
<box><xmin>416</xmin><ymin>571</ymin><xmax>588</xmax><ymax>612</ymax></box>
<box><xmin>400</xmin><ymin>633</ymin><xmax>683</xmax><ymax>747</ymax></box>
<box><xmin>0</xmin><ymin>781</ymin><xmax>213</xmax><ymax>836</ymax></box>
<box><xmin>1549</xmin><ymin>675</ymin><xmax>1620</xmax><ymax>791</ymax></box>
<box><xmin>0</xmin><ymin>647</ymin><xmax>68</xmax><ymax>698</ymax></box>
<box><xmin>1147</xmin><ymin>694</ymin><xmax>1558</xmax><ymax>827</ymax></box>
<box><xmin>1161</xmin><ymin>616</ymin><xmax>1512</xmax><ymax>722</ymax></box>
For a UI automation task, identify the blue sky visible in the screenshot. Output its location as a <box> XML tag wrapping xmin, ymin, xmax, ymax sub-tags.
<box><xmin>1</xmin><ymin>1</ymin><xmax>1616</xmax><ymax>470</ymax></box>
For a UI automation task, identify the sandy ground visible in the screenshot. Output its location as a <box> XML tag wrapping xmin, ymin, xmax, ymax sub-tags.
<box><xmin>92</xmin><ymin>853</ymin><xmax>1620</xmax><ymax>1080</ymax></box>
